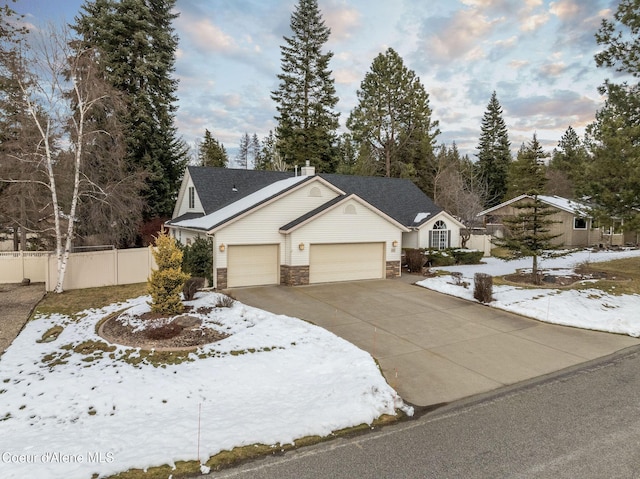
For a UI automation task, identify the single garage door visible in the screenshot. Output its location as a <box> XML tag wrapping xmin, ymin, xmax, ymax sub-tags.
<box><xmin>227</xmin><ymin>244</ymin><xmax>279</xmax><ymax>287</ymax></box>
<box><xmin>309</xmin><ymin>243</ymin><xmax>384</xmax><ymax>284</ymax></box>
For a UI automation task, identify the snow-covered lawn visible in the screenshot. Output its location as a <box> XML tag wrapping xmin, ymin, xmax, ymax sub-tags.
<box><xmin>417</xmin><ymin>248</ymin><xmax>640</xmax><ymax>337</ymax></box>
<box><xmin>0</xmin><ymin>293</ymin><xmax>411</xmax><ymax>479</ymax></box>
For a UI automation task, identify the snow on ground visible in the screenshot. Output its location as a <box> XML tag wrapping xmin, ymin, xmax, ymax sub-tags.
<box><xmin>417</xmin><ymin>248</ymin><xmax>640</xmax><ymax>337</ymax></box>
<box><xmin>0</xmin><ymin>293</ymin><xmax>411</xmax><ymax>479</ymax></box>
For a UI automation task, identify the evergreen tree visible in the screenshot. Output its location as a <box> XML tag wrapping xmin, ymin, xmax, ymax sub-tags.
<box><xmin>475</xmin><ymin>91</ymin><xmax>511</xmax><ymax>207</ymax></box>
<box><xmin>236</xmin><ymin>132</ymin><xmax>250</xmax><ymax>169</ymax></box>
<box><xmin>198</xmin><ymin>129</ymin><xmax>227</xmax><ymax>167</ymax></box>
<box><xmin>548</xmin><ymin>126</ymin><xmax>587</xmax><ymax>197</ymax></box>
<box><xmin>347</xmin><ymin>48</ymin><xmax>439</xmax><ymax>181</ymax></box>
<box><xmin>580</xmin><ymin>0</ymin><xmax>640</xmax><ymax>231</ymax></box>
<box><xmin>493</xmin><ymin>196</ymin><xmax>562</xmax><ymax>284</ymax></box>
<box><xmin>72</xmin><ymin>0</ymin><xmax>187</xmax><ymax>221</ymax></box>
<box><xmin>250</xmin><ymin>133</ymin><xmax>260</xmax><ymax>170</ymax></box>
<box><xmin>271</xmin><ymin>0</ymin><xmax>340</xmax><ymax>172</ymax></box>
<box><xmin>506</xmin><ymin>133</ymin><xmax>548</xmax><ymax>199</ymax></box>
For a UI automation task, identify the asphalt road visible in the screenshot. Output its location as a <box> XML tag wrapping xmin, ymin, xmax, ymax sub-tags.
<box><xmin>206</xmin><ymin>345</ymin><xmax>640</xmax><ymax>479</ymax></box>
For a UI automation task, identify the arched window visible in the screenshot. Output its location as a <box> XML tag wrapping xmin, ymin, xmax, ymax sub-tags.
<box><xmin>429</xmin><ymin>220</ymin><xmax>450</xmax><ymax>249</ymax></box>
<box><xmin>309</xmin><ymin>186</ymin><xmax>321</xmax><ymax>197</ymax></box>
<box><xmin>344</xmin><ymin>204</ymin><xmax>356</xmax><ymax>215</ymax></box>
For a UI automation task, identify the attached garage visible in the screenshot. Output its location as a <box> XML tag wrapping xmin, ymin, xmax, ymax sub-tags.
<box><xmin>227</xmin><ymin>244</ymin><xmax>279</xmax><ymax>287</ymax></box>
<box><xmin>309</xmin><ymin>242</ymin><xmax>385</xmax><ymax>284</ymax></box>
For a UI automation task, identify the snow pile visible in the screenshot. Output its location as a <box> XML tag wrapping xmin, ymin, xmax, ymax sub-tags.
<box><xmin>0</xmin><ymin>293</ymin><xmax>410</xmax><ymax>479</ymax></box>
<box><xmin>417</xmin><ymin>248</ymin><xmax>640</xmax><ymax>337</ymax></box>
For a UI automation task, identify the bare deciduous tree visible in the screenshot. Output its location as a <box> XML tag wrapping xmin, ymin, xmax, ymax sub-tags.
<box><xmin>1</xmin><ymin>24</ymin><xmax>144</xmax><ymax>291</ymax></box>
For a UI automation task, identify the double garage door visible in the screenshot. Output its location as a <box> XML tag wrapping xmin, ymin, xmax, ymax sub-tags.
<box><xmin>226</xmin><ymin>242</ymin><xmax>385</xmax><ymax>287</ymax></box>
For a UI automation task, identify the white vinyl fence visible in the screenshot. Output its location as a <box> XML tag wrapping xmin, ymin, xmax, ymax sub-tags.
<box><xmin>0</xmin><ymin>248</ymin><xmax>156</xmax><ymax>292</ymax></box>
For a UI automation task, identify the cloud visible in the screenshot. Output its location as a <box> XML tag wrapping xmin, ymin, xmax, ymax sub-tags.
<box><xmin>323</xmin><ymin>3</ymin><xmax>361</xmax><ymax>43</ymax></box>
<box><xmin>416</xmin><ymin>9</ymin><xmax>503</xmax><ymax>64</ymax></box>
<box><xmin>504</xmin><ymin>90</ymin><xmax>601</xmax><ymax>131</ymax></box>
<box><xmin>520</xmin><ymin>12</ymin><xmax>550</xmax><ymax>32</ymax></box>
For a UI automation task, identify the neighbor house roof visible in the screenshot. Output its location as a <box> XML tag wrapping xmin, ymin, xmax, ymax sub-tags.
<box><xmin>478</xmin><ymin>194</ymin><xmax>591</xmax><ymax>217</ymax></box>
<box><xmin>169</xmin><ymin>167</ymin><xmax>444</xmax><ymax>231</ymax></box>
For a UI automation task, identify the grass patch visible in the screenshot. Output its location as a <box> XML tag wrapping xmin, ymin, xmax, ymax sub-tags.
<box><xmin>32</xmin><ymin>283</ymin><xmax>148</xmax><ymax>319</ymax></box>
<box><xmin>103</xmin><ymin>414</ymin><xmax>403</xmax><ymax>479</ymax></box>
<box><xmin>37</xmin><ymin>325</ymin><xmax>64</xmax><ymax>343</ymax></box>
<box><xmin>573</xmin><ymin>256</ymin><xmax>640</xmax><ymax>296</ymax></box>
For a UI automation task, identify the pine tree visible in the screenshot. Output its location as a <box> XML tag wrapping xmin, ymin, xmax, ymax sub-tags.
<box><xmin>271</xmin><ymin>0</ymin><xmax>340</xmax><ymax>172</ymax></box>
<box><xmin>493</xmin><ymin>196</ymin><xmax>562</xmax><ymax>284</ymax></box>
<box><xmin>72</xmin><ymin>0</ymin><xmax>187</xmax><ymax>221</ymax></box>
<box><xmin>198</xmin><ymin>129</ymin><xmax>227</xmax><ymax>167</ymax></box>
<box><xmin>236</xmin><ymin>132</ymin><xmax>250</xmax><ymax>169</ymax></box>
<box><xmin>250</xmin><ymin>133</ymin><xmax>260</xmax><ymax>170</ymax></box>
<box><xmin>548</xmin><ymin>126</ymin><xmax>587</xmax><ymax>197</ymax></box>
<box><xmin>475</xmin><ymin>91</ymin><xmax>511</xmax><ymax>207</ymax></box>
<box><xmin>506</xmin><ymin>133</ymin><xmax>548</xmax><ymax>199</ymax></box>
<box><xmin>347</xmin><ymin>48</ymin><xmax>439</xmax><ymax>180</ymax></box>
<box><xmin>580</xmin><ymin>0</ymin><xmax>640</xmax><ymax>231</ymax></box>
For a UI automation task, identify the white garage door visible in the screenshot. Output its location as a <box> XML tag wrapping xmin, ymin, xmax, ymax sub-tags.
<box><xmin>309</xmin><ymin>243</ymin><xmax>384</xmax><ymax>284</ymax></box>
<box><xmin>227</xmin><ymin>244</ymin><xmax>279</xmax><ymax>287</ymax></box>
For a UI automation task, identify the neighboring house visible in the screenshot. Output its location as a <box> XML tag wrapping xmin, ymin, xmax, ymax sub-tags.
<box><xmin>478</xmin><ymin>194</ymin><xmax>603</xmax><ymax>248</ymax></box>
<box><xmin>166</xmin><ymin>165</ymin><xmax>464</xmax><ymax>288</ymax></box>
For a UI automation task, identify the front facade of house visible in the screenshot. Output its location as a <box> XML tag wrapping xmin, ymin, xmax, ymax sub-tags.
<box><xmin>167</xmin><ymin>167</ymin><xmax>463</xmax><ymax>289</ymax></box>
<box><xmin>478</xmin><ymin>195</ymin><xmax>602</xmax><ymax>248</ymax></box>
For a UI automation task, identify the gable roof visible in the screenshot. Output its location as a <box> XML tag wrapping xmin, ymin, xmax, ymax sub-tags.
<box><xmin>478</xmin><ymin>194</ymin><xmax>591</xmax><ymax>217</ymax></box>
<box><xmin>169</xmin><ymin>167</ymin><xmax>443</xmax><ymax>231</ymax></box>
<box><xmin>279</xmin><ymin>194</ymin><xmax>410</xmax><ymax>233</ymax></box>
<box><xmin>168</xmin><ymin>175</ymin><xmax>313</xmax><ymax>231</ymax></box>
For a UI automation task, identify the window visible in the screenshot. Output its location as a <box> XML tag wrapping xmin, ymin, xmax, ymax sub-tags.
<box><xmin>188</xmin><ymin>186</ymin><xmax>195</xmax><ymax>209</ymax></box>
<box><xmin>309</xmin><ymin>186</ymin><xmax>321</xmax><ymax>197</ymax></box>
<box><xmin>429</xmin><ymin>220</ymin><xmax>450</xmax><ymax>249</ymax></box>
<box><xmin>344</xmin><ymin>204</ymin><xmax>356</xmax><ymax>215</ymax></box>
<box><xmin>574</xmin><ymin>217</ymin><xmax>587</xmax><ymax>230</ymax></box>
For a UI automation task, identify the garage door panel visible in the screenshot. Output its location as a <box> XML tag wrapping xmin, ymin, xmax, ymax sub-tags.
<box><xmin>310</xmin><ymin>243</ymin><xmax>384</xmax><ymax>284</ymax></box>
<box><xmin>227</xmin><ymin>244</ymin><xmax>279</xmax><ymax>287</ymax></box>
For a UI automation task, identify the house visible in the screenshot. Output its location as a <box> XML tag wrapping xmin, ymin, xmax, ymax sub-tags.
<box><xmin>478</xmin><ymin>194</ymin><xmax>604</xmax><ymax>248</ymax></box>
<box><xmin>166</xmin><ymin>166</ymin><xmax>464</xmax><ymax>288</ymax></box>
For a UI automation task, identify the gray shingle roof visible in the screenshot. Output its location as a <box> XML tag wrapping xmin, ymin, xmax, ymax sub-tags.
<box><xmin>184</xmin><ymin>167</ymin><xmax>442</xmax><ymax>228</ymax></box>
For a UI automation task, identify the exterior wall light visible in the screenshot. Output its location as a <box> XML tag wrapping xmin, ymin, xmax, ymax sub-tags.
<box><xmin>392</xmin><ymin>240</ymin><xmax>398</xmax><ymax>247</ymax></box>
<box><xmin>299</xmin><ymin>242</ymin><xmax>305</xmax><ymax>250</ymax></box>
<box><xmin>219</xmin><ymin>243</ymin><xmax>225</xmax><ymax>252</ymax></box>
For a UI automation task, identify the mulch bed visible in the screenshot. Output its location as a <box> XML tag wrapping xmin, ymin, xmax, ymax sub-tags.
<box><xmin>99</xmin><ymin>307</ymin><xmax>229</xmax><ymax>351</ymax></box>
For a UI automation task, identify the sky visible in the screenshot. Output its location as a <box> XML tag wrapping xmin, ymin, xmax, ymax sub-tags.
<box><xmin>15</xmin><ymin>0</ymin><xmax>623</xmax><ymax>161</ymax></box>
<box><xmin>1</xmin><ymin>247</ymin><xmax>639</xmax><ymax>478</ymax></box>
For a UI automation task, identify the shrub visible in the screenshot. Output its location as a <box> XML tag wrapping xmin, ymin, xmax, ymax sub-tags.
<box><xmin>216</xmin><ymin>294</ymin><xmax>236</xmax><ymax>308</ymax></box>
<box><xmin>404</xmin><ymin>248</ymin><xmax>426</xmax><ymax>272</ymax></box>
<box><xmin>451</xmin><ymin>249</ymin><xmax>484</xmax><ymax>265</ymax></box>
<box><xmin>181</xmin><ymin>237</ymin><xmax>214</xmax><ymax>285</ymax></box>
<box><xmin>425</xmin><ymin>249</ymin><xmax>456</xmax><ymax>267</ymax></box>
<box><xmin>183</xmin><ymin>277</ymin><xmax>205</xmax><ymax>301</ymax></box>
<box><xmin>474</xmin><ymin>273</ymin><xmax>493</xmax><ymax>303</ymax></box>
<box><xmin>148</xmin><ymin>232</ymin><xmax>190</xmax><ymax>314</ymax></box>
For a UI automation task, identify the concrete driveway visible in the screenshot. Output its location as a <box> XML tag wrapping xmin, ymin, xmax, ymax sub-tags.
<box><xmin>230</xmin><ymin>277</ymin><xmax>640</xmax><ymax>407</ymax></box>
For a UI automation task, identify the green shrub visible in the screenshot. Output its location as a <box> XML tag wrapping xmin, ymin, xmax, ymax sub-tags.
<box><xmin>425</xmin><ymin>249</ymin><xmax>456</xmax><ymax>267</ymax></box>
<box><xmin>451</xmin><ymin>249</ymin><xmax>484</xmax><ymax>265</ymax></box>
<box><xmin>148</xmin><ymin>233</ymin><xmax>190</xmax><ymax>314</ymax></box>
<box><xmin>182</xmin><ymin>237</ymin><xmax>214</xmax><ymax>285</ymax></box>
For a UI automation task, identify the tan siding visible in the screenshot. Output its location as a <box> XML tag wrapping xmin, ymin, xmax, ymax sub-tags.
<box><xmin>215</xmin><ymin>182</ymin><xmax>340</xmax><ymax>269</ymax></box>
<box><xmin>286</xmin><ymin>198</ymin><xmax>403</xmax><ymax>267</ymax></box>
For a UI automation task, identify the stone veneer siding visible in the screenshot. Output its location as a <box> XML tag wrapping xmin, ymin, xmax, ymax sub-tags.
<box><xmin>216</xmin><ymin>268</ymin><xmax>227</xmax><ymax>290</ymax></box>
<box><xmin>386</xmin><ymin>261</ymin><xmax>401</xmax><ymax>278</ymax></box>
<box><xmin>281</xmin><ymin>265</ymin><xmax>309</xmax><ymax>286</ymax></box>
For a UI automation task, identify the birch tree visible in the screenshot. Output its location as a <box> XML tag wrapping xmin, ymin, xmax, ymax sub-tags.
<box><xmin>6</xmin><ymin>25</ymin><xmax>140</xmax><ymax>292</ymax></box>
